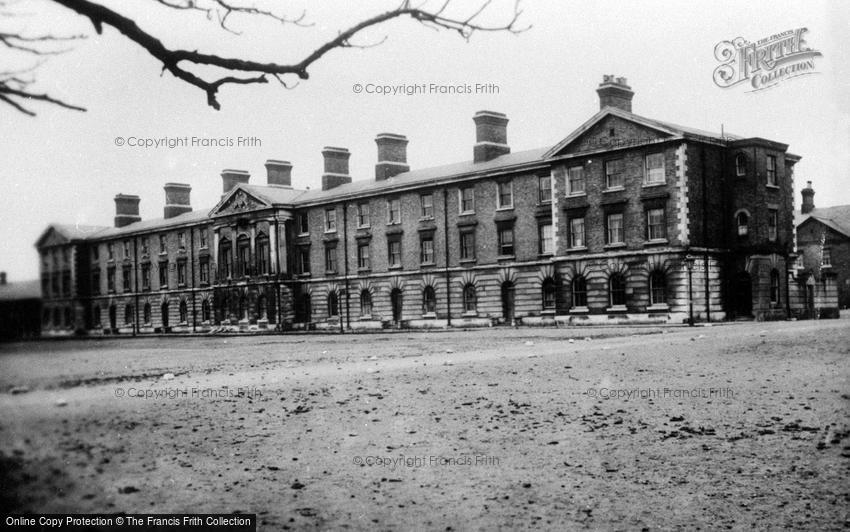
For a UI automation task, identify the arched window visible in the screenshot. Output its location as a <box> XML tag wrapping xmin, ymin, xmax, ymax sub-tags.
<box><xmin>422</xmin><ymin>286</ymin><xmax>437</xmax><ymax>314</ymax></box>
<box><xmin>297</xmin><ymin>293</ymin><xmax>312</xmax><ymax>323</ymax></box>
<box><xmin>770</xmin><ymin>268</ymin><xmax>780</xmax><ymax>304</ymax></box>
<box><xmin>328</xmin><ymin>291</ymin><xmax>339</xmax><ymax>317</ymax></box>
<box><xmin>571</xmin><ymin>276</ymin><xmax>588</xmax><ymax>308</ymax></box>
<box><xmin>124</xmin><ymin>304</ymin><xmax>134</xmax><ymax>324</ymax></box>
<box><xmin>609</xmin><ymin>273</ymin><xmax>627</xmax><ymax>307</ymax></box>
<box><xmin>360</xmin><ymin>290</ymin><xmax>372</xmax><ymax>317</ymax></box>
<box><xmin>143</xmin><ymin>303</ymin><xmax>151</xmax><ymax>324</ymax></box>
<box><xmin>735</xmin><ymin>153</ymin><xmax>746</xmax><ymax>176</ymax></box>
<box><xmin>161</xmin><ymin>302</ymin><xmax>169</xmax><ymax>328</ymax></box>
<box><xmin>542</xmin><ymin>278</ymin><xmax>557</xmax><ymax>310</ymax></box>
<box><xmin>462</xmin><ymin>284</ymin><xmax>477</xmax><ymax>313</ymax></box>
<box><xmin>179</xmin><ymin>300</ymin><xmax>188</xmax><ymax>323</ymax></box>
<box><xmin>736</xmin><ymin>211</ymin><xmax>749</xmax><ymax>236</ymax></box>
<box><xmin>649</xmin><ymin>271</ymin><xmax>667</xmax><ymax>306</ymax></box>
<box><xmin>219</xmin><ymin>238</ymin><xmax>232</xmax><ymax>278</ymax></box>
<box><xmin>201</xmin><ymin>300</ymin><xmax>211</xmax><ymax>322</ymax></box>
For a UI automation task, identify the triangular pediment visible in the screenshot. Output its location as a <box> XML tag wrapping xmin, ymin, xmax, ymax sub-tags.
<box><xmin>35</xmin><ymin>225</ymin><xmax>71</xmax><ymax>249</ymax></box>
<box><xmin>544</xmin><ymin>108</ymin><xmax>681</xmax><ymax>159</ymax></box>
<box><xmin>210</xmin><ymin>186</ymin><xmax>272</xmax><ymax>217</ymax></box>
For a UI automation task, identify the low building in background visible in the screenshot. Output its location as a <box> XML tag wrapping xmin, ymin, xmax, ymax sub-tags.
<box><xmin>0</xmin><ymin>272</ymin><xmax>41</xmax><ymax>340</ymax></box>
<box><xmin>793</xmin><ymin>182</ymin><xmax>847</xmax><ymax>317</ymax></box>
<box><xmin>36</xmin><ymin>76</ymin><xmax>817</xmax><ymax>335</ymax></box>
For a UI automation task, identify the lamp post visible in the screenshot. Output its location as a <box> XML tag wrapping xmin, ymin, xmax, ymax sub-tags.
<box><xmin>684</xmin><ymin>255</ymin><xmax>695</xmax><ymax>326</ymax></box>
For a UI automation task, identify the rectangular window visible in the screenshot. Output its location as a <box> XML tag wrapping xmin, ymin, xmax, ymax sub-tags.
<box><xmin>91</xmin><ymin>270</ymin><xmax>100</xmax><ymax>295</ymax></box>
<box><xmin>569</xmin><ymin>217</ymin><xmax>585</xmax><ymax>248</ymax></box>
<box><xmin>539</xmin><ymin>223</ymin><xmax>553</xmax><ymax>254</ymax></box>
<box><xmin>647</xmin><ymin>208</ymin><xmax>666</xmax><ymax>241</ymax></box>
<box><xmin>325</xmin><ymin>208</ymin><xmax>336</xmax><ymax>232</ymax></box>
<box><xmin>107</xmin><ymin>267</ymin><xmax>115</xmax><ymax>292</ymax></box>
<box><xmin>388</xmin><ymin>198</ymin><xmax>401</xmax><ymax>224</ymax></box>
<box><xmin>605</xmin><ymin>159</ymin><xmax>624</xmax><ymax>189</ymax></box>
<box><xmin>122</xmin><ymin>265</ymin><xmax>131</xmax><ymax>291</ymax></box>
<box><xmin>498</xmin><ymin>225</ymin><xmax>515</xmax><ymax>256</ymax></box>
<box><xmin>460</xmin><ymin>186</ymin><xmax>475</xmax><ymax>213</ymax></box>
<box><xmin>766</xmin><ymin>155</ymin><xmax>777</xmax><ymax>186</ymax></box>
<box><xmin>91</xmin><ymin>246</ymin><xmax>99</xmax><ymax>262</ymax></box>
<box><xmin>460</xmin><ymin>231</ymin><xmax>476</xmax><ymax>260</ymax></box>
<box><xmin>735</xmin><ymin>154</ymin><xmax>746</xmax><ymax>176</ymax></box>
<box><xmin>256</xmin><ymin>238</ymin><xmax>269</xmax><ymax>275</ymax></box>
<box><xmin>768</xmin><ymin>209</ymin><xmax>778</xmax><ymax>241</ymax></box>
<box><xmin>567</xmin><ymin>166</ymin><xmax>585</xmax><ymax>195</ymax></box>
<box><xmin>177</xmin><ymin>232</ymin><xmax>186</xmax><ymax>250</ymax></box>
<box><xmin>538</xmin><ymin>175</ymin><xmax>552</xmax><ymax>204</ymax></box>
<box><xmin>645</xmin><ymin>153</ymin><xmax>665</xmax><ymax>184</ymax></box>
<box><xmin>420</xmin><ymin>193</ymin><xmax>434</xmax><ymax>218</ymax></box>
<box><xmin>420</xmin><ymin>237</ymin><xmax>434</xmax><ymax>264</ymax></box>
<box><xmin>237</xmin><ymin>241</ymin><xmax>250</xmax><ymax>277</ymax></box>
<box><xmin>357</xmin><ymin>203</ymin><xmax>370</xmax><ymax>227</ymax></box>
<box><xmin>61</xmin><ymin>271</ymin><xmax>71</xmax><ymax>296</ymax></box>
<box><xmin>324</xmin><ymin>245</ymin><xmax>337</xmax><ymax>273</ymax></box>
<box><xmin>199</xmin><ymin>258</ymin><xmax>209</xmax><ymax>284</ymax></box>
<box><xmin>822</xmin><ymin>247</ymin><xmax>832</xmax><ymax>266</ymax></box>
<box><xmin>296</xmin><ymin>246</ymin><xmax>311</xmax><ymax>274</ymax></box>
<box><xmin>297</xmin><ymin>213</ymin><xmax>309</xmax><ymax>234</ymax></box>
<box><xmin>141</xmin><ymin>264</ymin><xmax>150</xmax><ymax>290</ymax></box>
<box><xmin>141</xmin><ymin>237</ymin><xmax>149</xmax><ymax>255</ymax></box>
<box><xmin>606</xmin><ymin>213</ymin><xmax>624</xmax><ymax>244</ymax></box>
<box><xmin>177</xmin><ymin>261</ymin><xmax>187</xmax><ymax>286</ymax></box>
<box><xmin>159</xmin><ymin>234</ymin><xmax>166</xmax><ymax>253</ymax></box>
<box><xmin>497</xmin><ymin>181</ymin><xmax>513</xmax><ymax>209</ymax></box>
<box><xmin>357</xmin><ymin>242</ymin><xmax>370</xmax><ymax>270</ymax></box>
<box><xmin>123</xmin><ymin>240</ymin><xmax>130</xmax><ymax>258</ymax></box>
<box><xmin>108</xmin><ymin>243</ymin><xmax>115</xmax><ymax>260</ymax></box>
<box><xmin>199</xmin><ymin>230</ymin><xmax>208</xmax><ymax>248</ymax></box>
<box><xmin>158</xmin><ymin>262</ymin><xmax>168</xmax><ymax>289</ymax></box>
<box><xmin>388</xmin><ymin>240</ymin><xmax>402</xmax><ymax>267</ymax></box>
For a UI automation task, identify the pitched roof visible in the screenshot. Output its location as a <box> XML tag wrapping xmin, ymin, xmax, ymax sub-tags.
<box><xmin>94</xmin><ymin>209</ymin><xmax>211</xmax><ymax>239</ymax></box>
<box><xmin>0</xmin><ymin>280</ymin><xmax>41</xmax><ymax>301</ymax></box>
<box><xmin>799</xmin><ymin>205</ymin><xmax>850</xmax><ymax>238</ymax></box>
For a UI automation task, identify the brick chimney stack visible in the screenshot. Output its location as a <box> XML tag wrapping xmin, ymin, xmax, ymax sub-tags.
<box><xmin>375</xmin><ymin>133</ymin><xmax>409</xmax><ymax>181</ymax></box>
<box><xmin>0</xmin><ymin>272</ymin><xmax>6</xmax><ymax>285</ymax></box>
<box><xmin>265</xmin><ymin>160</ymin><xmax>292</xmax><ymax>188</ymax></box>
<box><xmin>221</xmin><ymin>169</ymin><xmax>250</xmax><ymax>195</ymax></box>
<box><xmin>473</xmin><ymin>111</ymin><xmax>510</xmax><ymax>163</ymax></box>
<box><xmin>164</xmin><ymin>183</ymin><xmax>192</xmax><ymax>219</ymax></box>
<box><xmin>597</xmin><ymin>75</ymin><xmax>634</xmax><ymax>112</ymax></box>
<box><xmin>801</xmin><ymin>181</ymin><xmax>815</xmax><ymax>214</ymax></box>
<box><xmin>114</xmin><ymin>194</ymin><xmax>141</xmax><ymax>228</ymax></box>
<box><xmin>321</xmin><ymin>147</ymin><xmax>352</xmax><ymax>191</ymax></box>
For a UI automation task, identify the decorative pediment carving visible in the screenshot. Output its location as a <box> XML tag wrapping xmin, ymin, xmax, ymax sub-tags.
<box><xmin>212</xmin><ymin>189</ymin><xmax>270</xmax><ymax>217</ymax></box>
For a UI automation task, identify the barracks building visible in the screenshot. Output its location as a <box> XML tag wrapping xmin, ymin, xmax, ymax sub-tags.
<box><xmin>36</xmin><ymin>76</ymin><xmax>807</xmax><ymax>335</ymax></box>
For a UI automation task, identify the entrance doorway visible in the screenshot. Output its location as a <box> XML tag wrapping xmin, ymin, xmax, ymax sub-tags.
<box><xmin>390</xmin><ymin>288</ymin><xmax>403</xmax><ymax>324</ymax></box>
<box><xmin>501</xmin><ymin>281</ymin><xmax>516</xmax><ymax>324</ymax></box>
<box><xmin>734</xmin><ymin>272</ymin><xmax>753</xmax><ymax>317</ymax></box>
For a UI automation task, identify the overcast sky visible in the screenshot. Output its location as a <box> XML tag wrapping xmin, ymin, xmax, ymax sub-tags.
<box><xmin>2</xmin><ymin>0</ymin><xmax>847</xmax><ymax>281</ymax></box>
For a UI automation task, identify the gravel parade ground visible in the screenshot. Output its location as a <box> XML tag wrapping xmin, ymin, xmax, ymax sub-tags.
<box><xmin>1</xmin><ymin>319</ymin><xmax>848</xmax><ymax>530</ymax></box>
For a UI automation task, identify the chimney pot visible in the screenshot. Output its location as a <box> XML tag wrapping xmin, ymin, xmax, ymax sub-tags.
<box><xmin>801</xmin><ymin>181</ymin><xmax>815</xmax><ymax>214</ymax></box>
<box><xmin>321</xmin><ymin>147</ymin><xmax>352</xmax><ymax>191</ymax></box>
<box><xmin>597</xmin><ymin>75</ymin><xmax>634</xmax><ymax>112</ymax></box>
<box><xmin>375</xmin><ymin>133</ymin><xmax>410</xmax><ymax>181</ymax></box>
<box><xmin>221</xmin><ymin>169</ymin><xmax>250</xmax><ymax>194</ymax></box>
<box><xmin>114</xmin><ymin>194</ymin><xmax>141</xmax><ymax>228</ymax></box>
<box><xmin>265</xmin><ymin>159</ymin><xmax>293</xmax><ymax>188</ymax></box>
<box><xmin>164</xmin><ymin>183</ymin><xmax>192</xmax><ymax>219</ymax></box>
<box><xmin>0</xmin><ymin>272</ymin><xmax>6</xmax><ymax>285</ymax></box>
<box><xmin>473</xmin><ymin>110</ymin><xmax>510</xmax><ymax>163</ymax></box>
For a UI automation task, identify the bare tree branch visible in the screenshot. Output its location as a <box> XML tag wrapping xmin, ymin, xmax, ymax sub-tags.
<box><xmin>46</xmin><ymin>0</ymin><xmax>526</xmax><ymax>110</ymax></box>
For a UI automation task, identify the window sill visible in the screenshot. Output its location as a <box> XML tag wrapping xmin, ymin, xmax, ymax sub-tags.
<box><xmin>496</xmin><ymin>206</ymin><xmax>514</xmax><ymax>212</ymax></box>
<box><xmin>388</xmin><ymin>265</ymin><xmax>403</xmax><ymax>270</ymax></box>
<box><xmin>604</xmin><ymin>243</ymin><xmax>627</xmax><ymax>249</ymax></box>
<box><xmin>358</xmin><ymin>268</ymin><xmax>371</xmax><ymax>273</ymax></box>
<box><xmin>386</xmin><ymin>222</ymin><xmax>402</xmax><ymax>226</ymax></box>
<box><xmin>459</xmin><ymin>211</ymin><xmax>476</xmax><ymax>216</ymax></box>
<box><xmin>644</xmin><ymin>239</ymin><xmax>669</xmax><ymax>246</ymax></box>
<box><xmin>324</xmin><ymin>230</ymin><xmax>337</xmax><ymax>234</ymax></box>
<box><xmin>297</xmin><ymin>232</ymin><xmax>309</xmax><ymax>238</ymax></box>
<box><xmin>357</xmin><ymin>225</ymin><xmax>371</xmax><ymax>230</ymax></box>
<box><xmin>497</xmin><ymin>254</ymin><xmax>516</xmax><ymax>261</ymax></box>
<box><xmin>537</xmin><ymin>201</ymin><xmax>552</xmax><ymax>207</ymax></box>
<box><xmin>570</xmin><ymin>306</ymin><xmax>589</xmax><ymax>314</ymax></box>
<box><xmin>607</xmin><ymin>305</ymin><xmax>628</xmax><ymax>313</ymax></box>
<box><xmin>420</xmin><ymin>261</ymin><xmax>436</xmax><ymax>267</ymax></box>
<box><xmin>603</xmin><ymin>186</ymin><xmax>625</xmax><ymax>193</ymax></box>
<box><xmin>766</xmin><ymin>184</ymin><xmax>780</xmax><ymax>190</ymax></box>
<box><xmin>422</xmin><ymin>312</ymin><xmax>437</xmax><ymax>319</ymax></box>
<box><xmin>567</xmin><ymin>192</ymin><xmax>586</xmax><ymax>198</ymax></box>
<box><xmin>358</xmin><ymin>315</ymin><xmax>373</xmax><ymax>321</ymax></box>
<box><xmin>565</xmin><ymin>246</ymin><xmax>587</xmax><ymax>253</ymax></box>
<box><xmin>324</xmin><ymin>271</ymin><xmax>337</xmax><ymax>276</ymax></box>
<box><xmin>296</xmin><ymin>273</ymin><xmax>312</xmax><ymax>278</ymax></box>
<box><xmin>460</xmin><ymin>258</ymin><xmax>477</xmax><ymax>264</ymax></box>
<box><xmin>462</xmin><ymin>311</ymin><xmax>478</xmax><ymax>318</ymax></box>
<box><xmin>538</xmin><ymin>252</ymin><xmax>554</xmax><ymax>258</ymax></box>
<box><xmin>419</xmin><ymin>216</ymin><xmax>434</xmax><ymax>222</ymax></box>
<box><xmin>541</xmin><ymin>309</ymin><xmax>556</xmax><ymax>315</ymax></box>
<box><xmin>647</xmin><ymin>304</ymin><xmax>669</xmax><ymax>311</ymax></box>
<box><xmin>642</xmin><ymin>182</ymin><xmax>666</xmax><ymax>188</ymax></box>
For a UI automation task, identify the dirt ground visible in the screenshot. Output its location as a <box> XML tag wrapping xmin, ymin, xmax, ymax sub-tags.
<box><xmin>1</xmin><ymin>320</ymin><xmax>849</xmax><ymax>530</ymax></box>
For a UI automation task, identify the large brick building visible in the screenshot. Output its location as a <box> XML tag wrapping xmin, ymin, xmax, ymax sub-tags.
<box><xmin>36</xmin><ymin>76</ymin><xmax>807</xmax><ymax>335</ymax></box>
